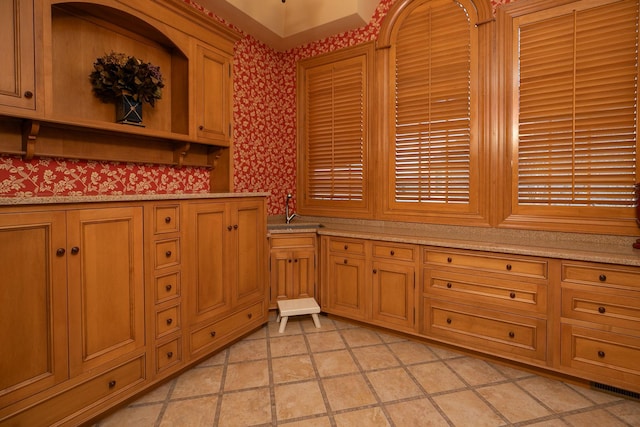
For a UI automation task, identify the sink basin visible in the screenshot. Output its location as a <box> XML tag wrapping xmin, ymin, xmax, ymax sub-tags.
<box><xmin>268</xmin><ymin>223</ymin><xmax>322</xmax><ymax>230</ymax></box>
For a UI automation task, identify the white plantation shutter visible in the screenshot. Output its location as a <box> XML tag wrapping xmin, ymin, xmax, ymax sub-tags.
<box><xmin>514</xmin><ymin>0</ymin><xmax>638</xmax><ymax>210</ymax></box>
<box><xmin>391</xmin><ymin>0</ymin><xmax>477</xmax><ymax>210</ymax></box>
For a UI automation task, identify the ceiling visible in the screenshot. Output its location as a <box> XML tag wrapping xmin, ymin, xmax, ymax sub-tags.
<box><xmin>196</xmin><ymin>0</ymin><xmax>379</xmax><ymax>51</ymax></box>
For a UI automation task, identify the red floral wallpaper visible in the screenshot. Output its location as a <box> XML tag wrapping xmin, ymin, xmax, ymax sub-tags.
<box><xmin>0</xmin><ymin>0</ymin><xmax>510</xmax><ymax>214</ymax></box>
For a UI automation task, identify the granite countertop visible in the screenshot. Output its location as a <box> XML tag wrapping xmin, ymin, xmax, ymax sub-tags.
<box><xmin>0</xmin><ymin>192</ymin><xmax>270</xmax><ymax>206</ymax></box>
<box><xmin>268</xmin><ymin>216</ymin><xmax>640</xmax><ymax>267</ymax></box>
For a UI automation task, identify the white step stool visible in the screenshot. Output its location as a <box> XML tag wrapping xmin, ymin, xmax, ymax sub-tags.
<box><xmin>276</xmin><ymin>297</ymin><xmax>321</xmax><ymax>333</ymax></box>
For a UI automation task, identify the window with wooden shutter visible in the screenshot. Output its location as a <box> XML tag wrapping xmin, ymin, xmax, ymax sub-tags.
<box><xmin>381</xmin><ymin>0</ymin><xmax>488</xmax><ymax>223</ymax></box>
<box><xmin>297</xmin><ymin>42</ymin><xmax>373</xmax><ymax>217</ymax></box>
<box><xmin>499</xmin><ymin>0</ymin><xmax>639</xmax><ymax>234</ymax></box>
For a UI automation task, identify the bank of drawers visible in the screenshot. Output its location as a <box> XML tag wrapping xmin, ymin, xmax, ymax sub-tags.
<box><xmin>149</xmin><ymin>204</ymin><xmax>183</xmax><ymax>374</ymax></box>
<box><xmin>560</xmin><ymin>261</ymin><xmax>640</xmax><ymax>392</ymax></box>
<box><xmin>423</xmin><ymin>247</ymin><xmax>549</xmax><ymax>363</ymax></box>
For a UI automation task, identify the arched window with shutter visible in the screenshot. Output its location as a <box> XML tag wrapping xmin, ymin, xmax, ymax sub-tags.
<box><xmin>377</xmin><ymin>0</ymin><xmax>492</xmax><ymax>225</ymax></box>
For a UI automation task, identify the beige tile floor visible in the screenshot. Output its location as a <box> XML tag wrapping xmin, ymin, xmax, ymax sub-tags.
<box><xmin>96</xmin><ymin>313</ymin><xmax>640</xmax><ymax>426</ymax></box>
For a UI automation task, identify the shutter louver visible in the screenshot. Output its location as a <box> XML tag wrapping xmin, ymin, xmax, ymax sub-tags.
<box><xmin>516</xmin><ymin>0</ymin><xmax>639</xmax><ymax>208</ymax></box>
<box><xmin>393</xmin><ymin>1</ymin><xmax>473</xmax><ymax>206</ymax></box>
<box><xmin>304</xmin><ymin>56</ymin><xmax>366</xmax><ymax>204</ymax></box>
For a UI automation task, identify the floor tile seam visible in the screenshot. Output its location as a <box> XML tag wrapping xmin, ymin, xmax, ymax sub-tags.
<box><xmin>153</xmin><ymin>380</ymin><xmax>174</xmax><ymax>427</ymax></box>
<box><xmin>509</xmin><ymin>377</ymin><xmax>567</xmax><ymax>415</ymax></box>
<box><xmin>211</xmin><ymin>343</ymin><xmax>231</xmax><ymax>427</ymax></box>
<box><xmin>265</xmin><ymin>321</ymin><xmax>280</xmax><ymax>427</ymax></box>
<box><xmin>302</xmin><ymin>324</ymin><xmax>339</xmax><ymax>426</ymax></box>
<box><xmin>275</xmin><ymin>412</ymin><xmax>333</xmax><ymax>425</ymax></box>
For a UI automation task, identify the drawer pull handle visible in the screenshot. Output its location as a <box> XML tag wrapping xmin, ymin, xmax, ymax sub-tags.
<box><xmin>598</xmin><ymin>350</ymin><xmax>605</xmax><ymax>358</ymax></box>
<box><xmin>71</xmin><ymin>246</ymin><xmax>80</xmax><ymax>255</ymax></box>
<box><xmin>446</xmin><ymin>282</ymin><xmax>452</xmax><ymax>289</ymax></box>
<box><xmin>390</xmin><ymin>250</ymin><xmax>395</xmax><ymax>256</ymax></box>
<box><xmin>446</xmin><ymin>318</ymin><xmax>452</xmax><ymax>324</ymax></box>
<box><xmin>599</xmin><ymin>274</ymin><xmax>607</xmax><ymax>282</ymax></box>
<box><xmin>598</xmin><ymin>306</ymin><xmax>606</xmax><ymax>314</ymax></box>
<box><xmin>343</xmin><ymin>259</ymin><xmax>348</xmax><ymax>264</ymax></box>
<box><xmin>509</xmin><ymin>292</ymin><xmax>516</xmax><ymax>299</ymax></box>
<box><xmin>24</xmin><ymin>90</ymin><xmax>33</xmax><ymax>99</ymax></box>
<box><xmin>165</xmin><ymin>250</ymin><xmax>172</xmax><ymax>257</ymax></box>
<box><xmin>56</xmin><ymin>248</ymin><xmax>66</xmax><ymax>256</ymax></box>
<box><xmin>508</xmin><ymin>331</ymin><xmax>515</xmax><ymax>338</ymax></box>
<box><xmin>506</xmin><ymin>264</ymin><xmax>512</xmax><ymax>271</ymax></box>
<box><xmin>167</xmin><ymin>351</ymin><xmax>174</xmax><ymax>358</ymax></box>
<box><xmin>248</xmin><ymin>313</ymin><xmax>253</xmax><ymax>319</ymax></box>
<box><xmin>165</xmin><ymin>216</ymin><xmax>172</xmax><ymax>224</ymax></box>
<box><xmin>447</xmin><ymin>257</ymin><xmax>452</xmax><ymax>263</ymax></box>
<box><xmin>210</xmin><ymin>331</ymin><xmax>216</xmax><ymax>337</ymax></box>
<box><xmin>166</xmin><ymin>318</ymin><xmax>173</xmax><ymax>325</ymax></box>
<box><xmin>166</xmin><ymin>284</ymin><xmax>172</xmax><ymax>291</ymax></box>
<box><xmin>108</xmin><ymin>380</ymin><xmax>116</xmax><ymax>388</ymax></box>
<box><xmin>344</xmin><ymin>245</ymin><xmax>348</xmax><ymax>250</ymax></box>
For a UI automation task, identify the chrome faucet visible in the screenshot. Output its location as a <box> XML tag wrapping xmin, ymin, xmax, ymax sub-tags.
<box><xmin>285</xmin><ymin>193</ymin><xmax>297</xmax><ymax>224</ymax></box>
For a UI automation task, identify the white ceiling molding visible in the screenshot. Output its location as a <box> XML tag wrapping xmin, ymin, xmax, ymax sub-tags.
<box><xmin>196</xmin><ymin>0</ymin><xmax>379</xmax><ymax>51</ymax></box>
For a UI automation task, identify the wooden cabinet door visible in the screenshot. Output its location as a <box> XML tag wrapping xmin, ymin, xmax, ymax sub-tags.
<box><xmin>270</xmin><ymin>249</ymin><xmax>292</xmax><ymax>304</ymax></box>
<box><xmin>0</xmin><ymin>0</ymin><xmax>37</xmax><ymax>110</ymax></box>
<box><xmin>293</xmin><ymin>249</ymin><xmax>315</xmax><ymax>299</ymax></box>
<box><xmin>325</xmin><ymin>254</ymin><xmax>367</xmax><ymax>320</ymax></box>
<box><xmin>185</xmin><ymin>201</ymin><xmax>231</xmax><ymax>324</ymax></box>
<box><xmin>195</xmin><ymin>44</ymin><xmax>231</xmax><ymax>144</ymax></box>
<box><xmin>233</xmin><ymin>200</ymin><xmax>266</xmax><ymax>307</ymax></box>
<box><xmin>270</xmin><ymin>248</ymin><xmax>315</xmax><ymax>305</ymax></box>
<box><xmin>0</xmin><ymin>211</ymin><xmax>67</xmax><ymax>408</ymax></box>
<box><xmin>67</xmin><ymin>207</ymin><xmax>145</xmax><ymax>376</ymax></box>
<box><xmin>371</xmin><ymin>260</ymin><xmax>415</xmax><ymax>330</ymax></box>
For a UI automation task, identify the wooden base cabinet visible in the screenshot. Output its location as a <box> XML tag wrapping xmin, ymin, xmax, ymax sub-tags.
<box><xmin>321</xmin><ymin>236</ymin><xmax>417</xmax><ymax>332</ymax></box>
<box><xmin>0</xmin><ymin>196</ymin><xmax>268</xmax><ymax>426</ymax></box>
<box><xmin>560</xmin><ymin>261</ymin><xmax>640</xmax><ymax>393</ymax></box>
<box><xmin>269</xmin><ymin>233</ymin><xmax>317</xmax><ymax>308</ymax></box>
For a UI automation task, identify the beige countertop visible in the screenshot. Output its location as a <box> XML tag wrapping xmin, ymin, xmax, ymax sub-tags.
<box><xmin>0</xmin><ymin>192</ymin><xmax>269</xmax><ymax>206</ymax></box>
<box><xmin>268</xmin><ymin>216</ymin><xmax>640</xmax><ymax>267</ymax></box>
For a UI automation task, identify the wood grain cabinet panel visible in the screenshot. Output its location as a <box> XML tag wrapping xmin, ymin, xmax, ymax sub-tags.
<box><xmin>269</xmin><ymin>233</ymin><xmax>316</xmax><ymax>308</ymax></box>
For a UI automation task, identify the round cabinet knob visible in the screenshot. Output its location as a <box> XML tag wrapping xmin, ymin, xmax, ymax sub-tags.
<box><xmin>233</xmin><ymin>224</ymin><xmax>238</xmax><ymax>230</ymax></box>
<box><xmin>597</xmin><ymin>350</ymin><xmax>606</xmax><ymax>358</ymax></box>
<box><xmin>509</xmin><ymin>292</ymin><xmax>516</xmax><ymax>299</ymax></box>
<box><xmin>71</xmin><ymin>246</ymin><xmax>80</xmax><ymax>255</ymax></box>
<box><xmin>294</xmin><ymin>259</ymin><xmax>298</xmax><ymax>263</ymax></box>
<box><xmin>446</xmin><ymin>282</ymin><xmax>452</xmax><ymax>288</ymax></box>
<box><xmin>447</xmin><ymin>257</ymin><xmax>453</xmax><ymax>263</ymax></box>
<box><xmin>108</xmin><ymin>380</ymin><xmax>116</xmax><ymax>388</ymax></box>
<box><xmin>165</xmin><ymin>250</ymin><xmax>172</xmax><ymax>257</ymax></box>
<box><xmin>508</xmin><ymin>331</ymin><xmax>515</xmax><ymax>338</ymax></box>
<box><xmin>210</xmin><ymin>331</ymin><xmax>216</xmax><ymax>337</ymax></box>
<box><xmin>166</xmin><ymin>318</ymin><xmax>173</xmax><ymax>325</ymax></box>
<box><xmin>56</xmin><ymin>248</ymin><xmax>66</xmax><ymax>257</ymax></box>
<box><xmin>506</xmin><ymin>264</ymin><xmax>512</xmax><ymax>271</ymax></box>
<box><xmin>166</xmin><ymin>284</ymin><xmax>173</xmax><ymax>291</ymax></box>
<box><xmin>288</xmin><ymin>259</ymin><xmax>292</xmax><ymax>263</ymax></box>
<box><xmin>199</xmin><ymin>125</ymin><xmax>204</xmax><ymax>130</ymax></box>
<box><xmin>344</xmin><ymin>245</ymin><xmax>348</xmax><ymax>250</ymax></box>
<box><xmin>24</xmin><ymin>91</ymin><xmax>33</xmax><ymax>99</ymax></box>
<box><xmin>373</xmin><ymin>269</ymin><xmax>377</xmax><ymax>274</ymax></box>
<box><xmin>599</xmin><ymin>274</ymin><xmax>607</xmax><ymax>282</ymax></box>
<box><xmin>247</xmin><ymin>313</ymin><xmax>253</xmax><ymax>319</ymax></box>
<box><xmin>446</xmin><ymin>318</ymin><xmax>452</xmax><ymax>324</ymax></box>
<box><xmin>390</xmin><ymin>250</ymin><xmax>395</xmax><ymax>256</ymax></box>
<box><xmin>343</xmin><ymin>259</ymin><xmax>348</xmax><ymax>264</ymax></box>
<box><xmin>167</xmin><ymin>351</ymin><xmax>174</xmax><ymax>358</ymax></box>
<box><xmin>227</xmin><ymin>225</ymin><xmax>233</xmax><ymax>231</ymax></box>
<box><xmin>165</xmin><ymin>216</ymin><xmax>172</xmax><ymax>224</ymax></box>
<box><xmin>598</xmin><ymin>306</ymin><xmax>606</xmax><ymax>314</ymax></box>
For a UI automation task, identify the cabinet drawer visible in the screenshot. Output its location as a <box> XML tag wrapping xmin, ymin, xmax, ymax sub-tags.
<box><xmin>190</xmin><ymin>301</ymin><xmax>264</xmax><ymax>355</ymax></box>
<box><xmin>270</xmin><ymin>234</ymin><xmax>316</xmax><ymax>249</ymax></box>
<box><xmin>155</xmin><ymin>238</ymin><xmax>180</xmax><ymax>269</ymax></box>
<box><xmin>372</xmin><ymin>243</ymin><xmax>416</xmax><ymax>262</ymax></box>
<box><xmin>562</xmin><ymin>262</ymin><xmax>640</xmax><ymax>291</ymax></box>
<box><xmin>156</xmin><ymin>338</ymin><xmax>181</xmax><ymax>373</ymax></box>
<box><xmin>425</xmin><ymin>249</ymin><xmax>548</xmax><ymax>279</ymax></box>
<box><xmin>328</xmin><ymin>238</ymin><xmax>365</xmax><ymax>255</ymax></box>
<box><xmin>2</xmin><ymin>356</ymin><xmax>145</xmax><ymax>426</ymax></box>
<box><xmin>561</xmin><ymin>284</ymin><xmax>640</xmax><ymax>331</ymax></box>
<box><xmin>427</xmin><ymin>270</ymin><xmax>547</xmax><ymax>314</ymax></box>
<box><xmin>561</xmin><ymin>324</ymin><xmax>640</xmax><ymax>391</ymax></box>
<box><xmin>423</xmin><ymin>299</ymin><xmax>546</xmax><ymax>361</ymax></box>
<box><xmin>155</xmin><ymin>272</ymin><xmax>180</xmax><ymax>303</ymax></box>
<box><xmin>154</xmin><ymin>205</ymin><xmax>180</xmax><ymax>234</ymax></box>
<box><xmin>156</xmin><ymin>305</ymin><xmax>181</xmax><ymax>338</ymax></box>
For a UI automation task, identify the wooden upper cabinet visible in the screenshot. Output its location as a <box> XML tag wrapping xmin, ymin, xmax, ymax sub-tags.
<box><xmin>0</xmin><ymin>211</ymin><xmax>67</xmax><ymax>409</ymax></box>
<box><xmin>66</xmin><ymin>206</ymin><xmax>145</xmax><ymax>376</ymax></box>
<box><xmin>0</xmin><ymin>0</ymin><xmax>38</xmax><ymax>111</ymax></box>
<box><xmin>195</xmin><ymin>44</ymin><xmax>232</xmax><ymax>145</ymax></box>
